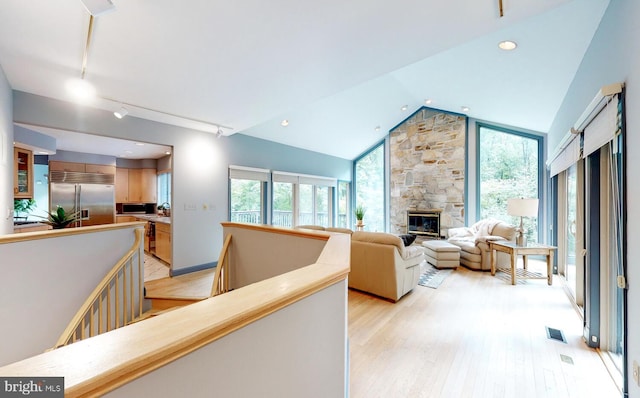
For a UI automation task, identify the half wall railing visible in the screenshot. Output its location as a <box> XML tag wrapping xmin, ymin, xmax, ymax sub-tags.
<box><xmin>52</xmin><ymin>228</ymin><xmax>145</xmax><ymax>349</ymax></box>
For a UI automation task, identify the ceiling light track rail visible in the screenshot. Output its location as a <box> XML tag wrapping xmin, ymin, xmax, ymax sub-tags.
<box><xmin>101</xmin><ymin>96</ymin><xmax>234</xmax><ymax>131</ymax></box>
<box><xmin>81</xmin><ymin>15</ymin><xmax>95</xmax><ymax>80</ymax></box>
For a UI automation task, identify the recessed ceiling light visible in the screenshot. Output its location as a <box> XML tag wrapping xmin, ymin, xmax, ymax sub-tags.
<box><xmin>375</xmin><ymin>126</ymin><xmax>381</xmax><ymax>131</ymax></box>
<box><xmin>135</xmin><ymin>142</ymin><xmax>145</xmax><ymax>146</ymax></box>
<box><xmin>461</xmin><ymin>106</ymin><xmax>470</xmax><ymax>112</ymax></box>
<box><xmin>281</xmin><ymin>119</ymin><xmax>289</xmax><ymax>127</ymax></box>
<box><xmin>424</xmin><ymin>99</ymin><xmax>432</xmax><ymax>105</ymax></box>
<box><xmin>125</xmin><ymin>150</ymin><xmax>133</xmax><ymax>154</ymax></box>
<box><xmin>165</xmin><ymin>151</ymin><xmax>171</xmax><ymax>155</ymax></box>
<box><xmin>498</xmin><ymin>40</ymin><xmax>517</xmax><ymax>51</ymax></box>
<box><xmin>400</xmin><ymin>105</ymin><xmax>408</xmax><ymax>111</ymax></box>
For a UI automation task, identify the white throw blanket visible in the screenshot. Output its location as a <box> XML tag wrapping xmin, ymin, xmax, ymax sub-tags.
<box><xmin>448</xmin><ymin>218</ymin><xmax>503</xmax><ymax>243</ymax></box>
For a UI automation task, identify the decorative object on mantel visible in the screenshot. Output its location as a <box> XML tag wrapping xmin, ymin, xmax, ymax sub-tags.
<box><xmin>507</xmin><ymin>198</ymin><xmax>539</xmax><ymax>246</ymax></box>
<box><xmin>355</xmin><ymin>204</ymin><xmax>366</xmax><ymax>228</ymax></box>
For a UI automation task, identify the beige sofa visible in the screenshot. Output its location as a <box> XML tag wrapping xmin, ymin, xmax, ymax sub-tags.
<box><xmin>295</xmin><ymin>226</ymin><xmax>424</xmax><ymax>302</ymax></box>
<box><xmin>447</xmin><ymin>219</ymin><xmax>516</xmax><ymax>271</ymax></box>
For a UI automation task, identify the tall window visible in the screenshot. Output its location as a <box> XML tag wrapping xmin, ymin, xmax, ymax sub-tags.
<box><xmin>355</xmin><ymin>143</ymin><xmax>385</xmax><ymax>232</ymax></box>
<box><xmin>477</xmin><ymin>124</ymin><xmax>542</xmax><ymax>242</ymax></box>
<box><xmin>228</xmin><ymin>166</ymin><xmax>269</xmax><ymax>224</ymax></box>
<box><xmin>298</xmin><ymin>184</ymin><xmax>314</xmax><ymax>225</ymax></box>
<box><xmin>272</xmin><ymin>171</ymin><xmax>337</xmax><ymax>227</ymax></box>
<box><xmin>337</xmin><ymin>181</ymin><xmax>350</xmax><ymax>228</ymax></box>
<box><xmin>273</xmin><ymin>181</ymin><xmax>293</xmax><ymax>227</ymax></box>
<box><xmin>157</xmin><ymin>172</ymin><xmax>171</xmax><ymax>208</ymax></box>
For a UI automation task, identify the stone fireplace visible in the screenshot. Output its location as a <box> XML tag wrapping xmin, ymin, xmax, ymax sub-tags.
<box><xmin>390</xmin><ymin>107</ymin><xmax>466</xmax><ymax>238</ymax></box>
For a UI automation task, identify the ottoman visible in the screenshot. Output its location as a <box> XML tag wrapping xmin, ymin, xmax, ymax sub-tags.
<box><xmin>422</xmin><ymin>240</ymin><xmax>461</xmax><ymax>269</ymax></box>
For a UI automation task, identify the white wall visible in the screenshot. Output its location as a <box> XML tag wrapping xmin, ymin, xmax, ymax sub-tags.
<box><xmin>105</xmin><ymin>280</ymin><xmax>348</xmax><ymax>398</ymax></box>
<box><xmin>546</xmin><ymin>1</ymin><xmax>639</xmax><ymax>395</ymax></box>
<box><xmin>0</xmin><ymin>65</ymin><xmax>12</xmax><ymax>235</ymax></box>
<box><xmin>0</xmin><ymin>224</ymin><xmax>144</xmax><ymax>366</ymax></box>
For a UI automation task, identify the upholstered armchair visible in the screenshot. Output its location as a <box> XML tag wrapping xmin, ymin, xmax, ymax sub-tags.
<box><xmin>447</xmin><ymin>219</ymin><xmax>516</xmax><ymax>271</ymax></box>
<box><xmin>349</xmin><ymin>231</ymin><xmax>424</xmax><ymax>302</ymax></box>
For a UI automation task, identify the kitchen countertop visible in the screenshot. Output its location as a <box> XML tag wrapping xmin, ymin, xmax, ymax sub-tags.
<box><xmin>132</xmin><ymin>214</ymin><xmax>171</xmax><ymax>224</ymax></box>
<box><xmin>13</xmin><ymin>221</ymin><xmax>52</xmax><ymax>233</ymax></box>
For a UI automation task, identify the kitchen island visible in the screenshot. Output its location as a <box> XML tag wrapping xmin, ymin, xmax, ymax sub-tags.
<box><xmin>13</xmin><ymin>222</ymin><xmax>52</xmax><ymax>234</ymax></box>
<box><xmin>133</xmin><ymin>215</ymin><xmax>171</xmax><ymax>265</ymax></box>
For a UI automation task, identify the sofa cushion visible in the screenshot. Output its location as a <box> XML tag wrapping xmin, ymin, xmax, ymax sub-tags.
<box><xmin>403</xmin><ymin>245</ymin><xmax>424</xmax><ymax>261</ymax></box>
<box><xmin>448</xmin><ymin>239</ymin><xmax>481</xmax><ymax>254</ymax></box>
<box><xmin>491</xmin><ymin>222</ymin><xmax>516</xmax><ymax>240</ymax></box>
<box><xmin>459</xmin><ymin>249</ymin><xmax>482</xmax><ymax>264</ymax></box>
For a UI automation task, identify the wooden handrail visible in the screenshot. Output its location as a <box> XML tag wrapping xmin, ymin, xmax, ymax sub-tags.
<box><xmin>211</xmin><ymin>234</ymin><xmax>232</xmax><ymax>296</ymax></box>
<box><xmin>52</xmin><ymin>228</ymin><xmax>145</xmax><ymax>349</ymax></box>
<box><xmin>0</xmin><ymin>228</ymin><xmax>350</xmax><ymax>397</ymax></box>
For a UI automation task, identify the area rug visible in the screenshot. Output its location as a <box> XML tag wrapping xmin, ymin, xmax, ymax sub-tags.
<box><xmin>418</xmin><ymin>263</ymin><xmax>453</xmax><ymax>289</ymax></box>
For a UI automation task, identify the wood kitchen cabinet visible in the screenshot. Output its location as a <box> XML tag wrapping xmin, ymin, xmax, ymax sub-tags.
<box><xmin>116</xmin><ymin>168</ymin><xmax>156</xmax><ymax>203</ymax></box>
<box><xmin>14</xmin><ymin>147</ymin><xmax>33</xmax><ymax>199</ymax></box>
<box><xmin>49</xmin><ymin>160</ymin><xmax>86</xmax><ymax>172</ymax></box>
<box><xmin>50</xmin><ymin>161</ymin><xmax>116</xmax><ymax>175</ymax></box>
<box><xmin>155</xmin><ymin>222</ymin><xmax>171</xmax><ymax>264</ymax></box>
<box><xmin>85</xmin><ymin>164</ymin><xmax>116</xmax><ymax>174</ymax></box>
<box><xmin>115</xmin><ymin>168</ymin><xmax>129</xmax><ymax>202</ymax></box>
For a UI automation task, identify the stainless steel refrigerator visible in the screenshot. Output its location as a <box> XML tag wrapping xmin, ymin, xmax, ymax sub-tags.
<box><xmin>49</xmin><ymin>170</ymin><xmax>116</xmax><ymax>227</ymax></box>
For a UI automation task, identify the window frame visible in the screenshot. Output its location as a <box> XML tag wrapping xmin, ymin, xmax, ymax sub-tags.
<box><xmin>353</xmin><ymin>140</ymin><xmax>386</xmax><ymax>232</ymax></box>
<box><xmin>475</xmin><ymin>122</ymin><xmax>544</xmax><ymax>242</ymax></box>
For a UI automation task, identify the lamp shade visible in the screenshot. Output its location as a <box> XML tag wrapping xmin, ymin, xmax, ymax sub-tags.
<box><xmin>507</xmin><ymin>198</ymin><xmax>539</xmax><ymax>217</ymax></box>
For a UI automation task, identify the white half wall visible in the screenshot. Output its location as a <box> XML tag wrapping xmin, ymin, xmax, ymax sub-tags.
<box><xmin>0</xmin><ymin>224</ymin><xmax>144</xmax><ymax>366</ymax></box>
<box><xmin>105</xmin><ymin>280</ymin><xmax>348</xmax><ymax>398</ymax></box>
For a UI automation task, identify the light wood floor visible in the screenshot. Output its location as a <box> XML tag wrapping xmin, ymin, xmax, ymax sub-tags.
<box><xmin>144</xmin><ymin>253</ymin><xmax>170</xmax><ymax>282</ymax></box>
<box><xmin>348</xmin><ymin>261</ymin><xmax>621</xmax><ymax>398</ymax></box>
<box><xmin>142</xmin><ymin>256</ymin><xmax>620</xmax><ymax>397</ymax></box>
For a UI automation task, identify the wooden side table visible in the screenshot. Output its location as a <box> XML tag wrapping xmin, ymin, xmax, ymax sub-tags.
<box><xmin>489</xmin><ymin>241</ymin><xmax>556</xmax><ymax>285</ymax></box>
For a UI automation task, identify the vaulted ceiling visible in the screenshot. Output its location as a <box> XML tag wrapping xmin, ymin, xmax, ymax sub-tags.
<box><xmin>0</xmin><ymin>0</ymin><xmax>610</xmax><ymax>159</ymax></box>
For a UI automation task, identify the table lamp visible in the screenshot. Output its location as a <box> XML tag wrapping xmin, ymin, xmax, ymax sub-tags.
<box><xmin>507</xmin><ymin>198</ymin><xmax>539</xmax><ymax>246</ymax></box>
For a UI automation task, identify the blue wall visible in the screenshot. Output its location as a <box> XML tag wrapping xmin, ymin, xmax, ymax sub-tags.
<box><xmin>224</xmin><ymin>133</ymin><xmax>352</xmax><ymax>181</ymax></box>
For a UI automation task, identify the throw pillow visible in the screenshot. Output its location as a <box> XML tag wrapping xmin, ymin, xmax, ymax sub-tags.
<box><xmin>399</xmin><ymin>234</ymin><xmax>417</xmax><ymax>246</ymax></box>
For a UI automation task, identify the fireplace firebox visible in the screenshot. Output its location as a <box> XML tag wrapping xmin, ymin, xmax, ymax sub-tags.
<box><xmin>407</xmin><ymin>210</ymin><xmax>441</xmax><ymax>238</ymax></box>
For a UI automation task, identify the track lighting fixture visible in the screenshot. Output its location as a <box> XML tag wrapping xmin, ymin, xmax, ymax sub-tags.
<box><xmin>216</xmin><ymin>126</ymin><xmax>224</xmax><ymax>138</ymax></box>
<box><xmin>114</xmin><ymin>106</ymin><xmax>128</xmax><ymax>119</ymax></box>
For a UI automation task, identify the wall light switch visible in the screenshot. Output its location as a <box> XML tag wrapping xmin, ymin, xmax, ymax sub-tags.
<box><xmin>633</xmin><ymin>360</ymin><xmax>639</xmax><ymax>386</ymax></box>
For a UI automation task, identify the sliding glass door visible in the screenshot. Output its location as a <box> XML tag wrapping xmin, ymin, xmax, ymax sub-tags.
<box><xmin>565</xmin><ymin>163</ymin><xmax>579</xmax><ymax>303</ymax></box>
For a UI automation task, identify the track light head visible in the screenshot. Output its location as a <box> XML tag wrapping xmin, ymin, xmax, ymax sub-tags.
<box><xmin>114</xmin><ymin>106</ymin><xmax>128</xmax><ymax>119</ymax></box>
<box><xmin>216</xmin><ymin>126</ymin><xmax>224</xmax><ymax>138</ymax></box>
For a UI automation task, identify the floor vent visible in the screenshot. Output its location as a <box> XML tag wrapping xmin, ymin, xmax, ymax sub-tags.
<box><xmin>560</xmin><ymin>354</ymin><xmax>574</xmax><ymax>365</ymax></box>
<box><xmin>546</xmin><ymin>326</ymin><xmax>567</xmax><ymax>343</ymax></box>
